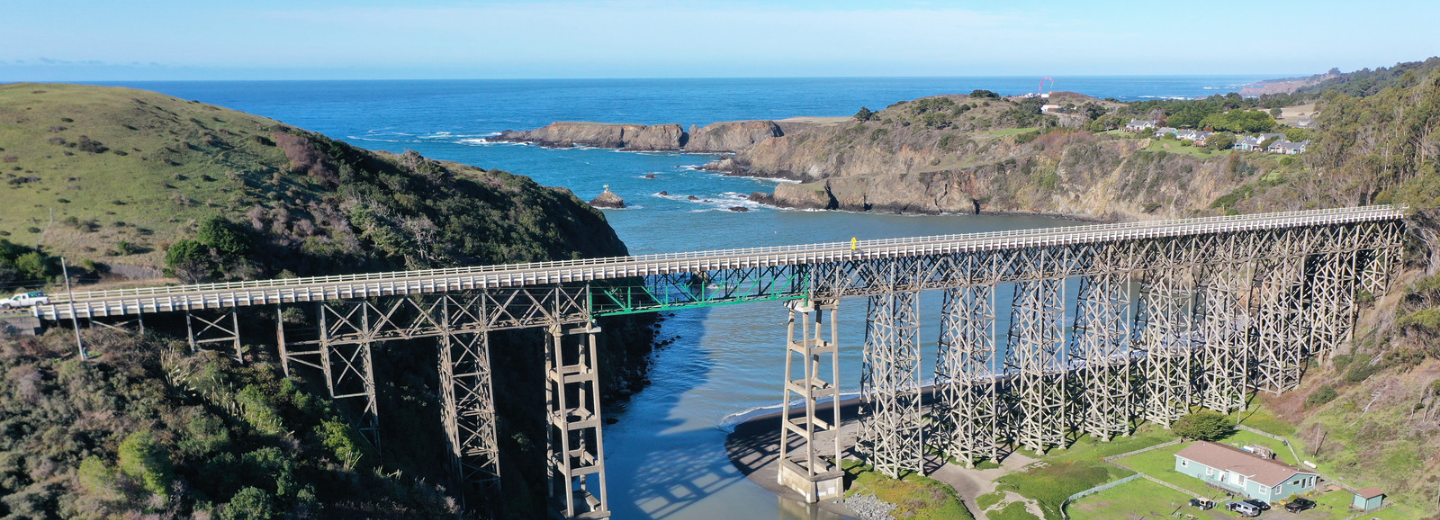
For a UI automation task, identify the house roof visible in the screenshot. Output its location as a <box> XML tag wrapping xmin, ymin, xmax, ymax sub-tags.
<box><xmin>1174</xmin><ymin>441</ymin><xmax>1314</xmax><ymax>487</ymax></box>
<box><xmin>1356</xmin><ymin>487</ymin><xmax>1385</xmax><ymax>499</ymax></box>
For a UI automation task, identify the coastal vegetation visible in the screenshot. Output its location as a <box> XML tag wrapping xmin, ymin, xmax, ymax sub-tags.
<box><xmin>0</xmin><ymin>84</ymin><xmax>659</xmax><ymax>519</ymax></box>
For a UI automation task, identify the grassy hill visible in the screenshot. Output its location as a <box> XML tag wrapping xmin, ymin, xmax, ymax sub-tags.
<box><xmin>0</xmin><ymin>84</ymin><xmax>659</xmax><ymax>519</ymax></box>
<box><xmin>0</xmin><ymin>83</ymin><xmax>626</xmax><ymax>289</ymax></box>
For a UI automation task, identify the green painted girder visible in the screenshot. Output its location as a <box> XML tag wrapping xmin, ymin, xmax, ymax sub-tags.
<box><xmin>589</xmin><ymin>269</ymin><xmax>809</xmax><ymax>316</ymax></box>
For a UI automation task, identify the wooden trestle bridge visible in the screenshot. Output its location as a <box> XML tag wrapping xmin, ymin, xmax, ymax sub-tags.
<box><xmin>32</xmin><ymin>206</ymin><xmax>1405</xmax><ymax>517</ymax></box>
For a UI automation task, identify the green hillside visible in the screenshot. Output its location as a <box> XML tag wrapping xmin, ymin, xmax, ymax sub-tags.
<box><xmin>0</xmin><ymin>82</ymin><xmax>626</xmax><ymax>289</ymax></box>
<box><xmin>0</xmin><ymin>84</ymin><xmax>659</xmax><ymax>519</ymax></box>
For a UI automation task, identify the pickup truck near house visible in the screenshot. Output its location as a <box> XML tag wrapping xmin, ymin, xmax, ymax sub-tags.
<box><xmin>0</xmin><ymin>291</ymin><xmax>51</xmax><ymax>309</ymax></box>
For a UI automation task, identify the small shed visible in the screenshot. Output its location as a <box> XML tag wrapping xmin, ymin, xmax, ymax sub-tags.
<box><xmin>1352</xmin><ymin>487</ymin><xmax>1385</xmax><ymax>511</ymax></box>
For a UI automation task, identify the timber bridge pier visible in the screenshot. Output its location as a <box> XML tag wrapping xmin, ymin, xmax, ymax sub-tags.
<box><xmin>33</xmin><ymin>206</ymin><xmax>1404</xmax><ymax>518</ymax></box>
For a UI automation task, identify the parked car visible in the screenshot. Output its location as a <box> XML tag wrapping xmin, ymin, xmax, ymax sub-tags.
<box><xmin>1285</xmin><ymin>498</ymin><xmax>1317</xmax><ymax>513</ymax></box>
<box><xmin>1227</xmin><ymin>501</ymin><xmax>1262</xmax><ymax>517</ymax></box>
<box><xmin>1189</xmin><ymin>498</ymin><xmax>1215</xmax><ymax>510</ymax></box>
<box><xmin>1244</xmin><ymin>499</ymin><xmax>1272</xmax><ymax>511</ymax></box>
<box><xmin>0</xmin><ymin>291</ymin><xmax>49</xmax><ymax>309</ymax></box>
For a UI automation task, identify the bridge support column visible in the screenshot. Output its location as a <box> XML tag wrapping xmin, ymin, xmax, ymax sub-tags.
<box><xmin>1006</xmin><ymin>277</ymin><xmax>1067</xmax><ymax>452</ymax></box>
<box><xmin>1307</xmin><ymin>252</ymin><xmax>1357</xmax><ymax>365</ymax></box>
<box><xmin>859</xmin><ymin>291</ymin><xmax>924</xmax><ymax>478</ymax></box>
<box><xmin>777</xmin><ymin>299</ymin><xmax>843</xmax><ymax>503</ymax></box>
<box><xmin>1198</xmin><ymin>264</ymin><xmax>1253</xmax><ymax>413</ymax></box>
<box><xmin>936</xmin><ymin>285</ymin><xmax>1002</xmax><ymax>465</ymax></box>
<box><xmin>185</xmin><ymin>309</ymin><xmax>243</xmax><ymax>362</ymax></box>
<box><xmin>438</xmin><ymin>298</ymin><xmax>502</xmax><ymax>501</ymax></box>
<box><xmin>1071</xmin><ymin>267</ymin><xmax>1133</xmax><ymax>441</ymax></box>
<box><xmin>545</xmin><ymin>323</ymin><xmax>609</xmax><ymax>519</ymax></box>
<box><xmin>1135</xmin><ymin>265</ymin><xmax>1196</xmax><ymax>427</ymax></box>
<box><xmin>1251</xmin><ymin>255</ymin><xmax>1306</xmax><ymax>395</ymax></box>
<box><xmin>317</xmin><ymin>302</ymin><xmax>382</xmax><ymax>452</ymax></box>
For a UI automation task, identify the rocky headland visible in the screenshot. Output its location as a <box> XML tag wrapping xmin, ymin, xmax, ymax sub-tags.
<box><xmin>494</xmin><ymin>119</ymin><xmax>790</xmax><ymax>153</ymax></box>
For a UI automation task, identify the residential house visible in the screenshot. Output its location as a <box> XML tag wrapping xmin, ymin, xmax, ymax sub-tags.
<box><xmin>1176</xmin><ymin>129</ymin><xmax>1214</xmax><ymax>145</ymax></box>
<box><xmin>1260</xmin><ymin>133</ymin><xmax>1286</xmax><ymax>143</ymax></box>
<box><xmin>1268</xmin><ymin>139</ymin><xmax>1310</xmax><ymax>155</ymax></box>
<box><xmin>1296</xmin><ymin>117</ymin><xmax>1315</xmax><ymax>128</ymax></box>
<box><xmin>1173</xmin><ymin>441</ymin><xmax>1320</xmax><ymax>502</ymax></box>
<box><xmin>1126</xmin><ymin>119</ymin><xmax>1156</xmax><ymax>132</ymax></box>
<box><xmin>1154</xmin><ymin>127</ymin><xmax>1179</xmax><ymax>138</ymax></box>
<box><xmin>1234</xmin><ymin>135</ymin><xmax>1265</xmax><ymax>151</ymax></box>
<box><xmin>1041</xmin><ymin>104</ymin><xmax>1062</xmax><ymax>113</ymax></box>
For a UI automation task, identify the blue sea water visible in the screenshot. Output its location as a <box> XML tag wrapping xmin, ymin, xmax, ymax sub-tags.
<box><xmin>93</xmin><ymin>76</ymin><xmax>1272</xmax><ymax>519</ymax></box>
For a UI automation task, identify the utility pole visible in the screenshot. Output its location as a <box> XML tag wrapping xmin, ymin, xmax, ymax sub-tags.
<box><xmin>62</xmin><ymin>258</ymin><xmax>87</xmax><ymax>360</ymax></box>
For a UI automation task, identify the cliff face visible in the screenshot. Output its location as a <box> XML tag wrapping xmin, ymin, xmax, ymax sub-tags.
<box><xmin>493</xmin><ymin>121</ymin><xmax>685</xmax><ymax>150</ymax></box>
<box><xmin>749</xmin><ymin>134</ymin><xmax>1248</xmax><ymax>222</ymax></box>
<box><xmin>685</xmin><ymin>120</ymin><xmax>784</xmax><ymax>153</ymax></box>
<box><xmin>495</xmin><ymin>120</ymin><xmax>786</xmax><ymax>152</ymax></box>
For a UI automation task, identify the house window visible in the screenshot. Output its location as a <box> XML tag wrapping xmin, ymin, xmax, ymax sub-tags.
<box><xmin>1273</xmin><ymin>485</ymin><xmax>1281</xmax><ymax>494</ymax></box>
<box><xmin>1205</xmin><ymin>468</ymin><xmax>1212</xmax><ymax>476</ymax></box>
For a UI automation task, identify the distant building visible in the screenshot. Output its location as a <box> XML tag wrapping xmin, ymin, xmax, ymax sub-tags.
<box><xmin>1352</xmin><ymin>488</ymin><xmax>1385</xmax><ymax>511</ymax></box>
<box><xmin>1260</xmin><ymin>133</ymin><xmax>1287</xmax><ymax>143</ymax></box>
<box><xmin>1296</xmin><ymin>117</ymin><xmax>1315</xmax><ymax>128</ymax></box>
<box><xmin>1173</xmin><ymin>441</ymin><xmax>1320</xmax><ymax>502</ymax></box>
<box><xmin>1234</xmin><ymin>135</ymin><xmax>1265</xmax><ymax>151</ymax></box>
<box><xmin>1176</xmin><ymin>129</ymin><xmax>1214</xmax><ymax>145</ymax></box>
<box><xmin>1126</xmin><ymin>119</ymin><xmax>1156</xmax><ymax>132</ymax></box>
<box><xmin>1268</xmin><ymin>140</ymin><xmax>1310</xmax><ymax>155</ymax></box>
<box><xmin>1154</xmin><ymin>127</ymin><xmax>1179</xmax><ymax>138</ymax></box>
<box><xmin>1041</xmin><ymin>104</ymin><xmax>1062</xmax><ymax>113</ymax></box>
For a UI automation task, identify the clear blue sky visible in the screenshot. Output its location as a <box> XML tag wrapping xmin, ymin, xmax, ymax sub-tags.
<box><xmin>2</xmin><ymin>0</ymin><xmax>1436</xmax><ymax>80</ymax></box>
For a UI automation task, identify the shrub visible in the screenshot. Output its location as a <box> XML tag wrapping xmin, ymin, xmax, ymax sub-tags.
<box><xmin>1343</xmin><ymin>354</ymin><xmax>1381</xmax><ymax>383</ymax></box>
<box><xmin>1305</xmin><ymin>385</ymin><xmax>1339</xmax><ymax>408</ymax></box>
<box><xmin>1172</xmin><ymin>410</ymin><xmax>1233</xmax><ymax>441</ymax></box>
<box><xmin>220</xmin><ymin>486</ymin><xmax>276</xmax><ymax>520</ymax></box>
<box><xmin>970</xmin><ymin>89</ymin><xmax>1000</xmax><ymax>99</ymax></box>
<box><xmin>118</xmin><ymin>430</ymin><xmax>174</xmax><ymax>497</ymax></box>
<box><xmin>853</xmin><ymin>107</ymin><xmax>874</xmax><ymax>121</ymax></box>
<box><xmin>316</xmin><ymin>420</ymin><xmax>368</xmax><ymax>470</ymax></box>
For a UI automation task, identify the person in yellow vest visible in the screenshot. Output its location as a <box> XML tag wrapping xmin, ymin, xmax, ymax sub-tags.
<box><xmin>851</xmin><ymin>237</ymin><xmax>858</xmax><ymax>252</ymax></box>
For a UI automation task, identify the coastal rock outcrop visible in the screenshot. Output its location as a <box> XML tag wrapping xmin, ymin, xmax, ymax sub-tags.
<box><xmin>495</xmin><ymin>119</ymin><xmax>784</xmax><ymax>153</ymax></box>
<box><xmin>685</xmin><ymin>120</ymin><xmax>784</xmax><ymax>153</ymax></box>
<box><xmin>589</xmin><ymin>188</ymin><xmax>626</xmax><ymax>208</ymax></box>
<box><xmin>494</xmin><ymin>122</ymin><xmax>685</xmax><ymax>150</ymax></box>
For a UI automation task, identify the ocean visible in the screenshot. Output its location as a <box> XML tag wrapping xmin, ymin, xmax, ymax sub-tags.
<box><xmin>93</xmin><ymin>76</ymin><xmax>1273</xmax><ymax>519</ymax></box>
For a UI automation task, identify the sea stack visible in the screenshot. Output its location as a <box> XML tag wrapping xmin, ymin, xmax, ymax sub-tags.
<box><xmin>590</xmin><ymin>186</ymin><xmax>626</xmax><ymax>209</ymax></box>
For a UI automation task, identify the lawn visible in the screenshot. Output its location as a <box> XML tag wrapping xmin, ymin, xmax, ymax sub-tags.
<box><xmin>842</xmin><ymin>459</ymin><xmax>976</xmax><ymax>520</ymax></box>
<box><xmin>1067</xmin><ymin>478</ymin><xmax>1218</xmax><ymax>520</ymax></box>
<box><xmin>981</xmin><ymin>127</ymin><xmax>1039</xmax><ymax>137</ymax></box>
<box><xmin>994</xmin><ymin>424</ymin><xmax>1176</xmax><ymax>520</ymax></box>
<box><xmin>1142</xmin><ymin>137</ymin><xmax>1231</xmax><ymax>158</ymax></box>
<box><xmin>1113</xmin><ymin>442</ymin><xmax>1220</xmax><ymax>498</ymax></box>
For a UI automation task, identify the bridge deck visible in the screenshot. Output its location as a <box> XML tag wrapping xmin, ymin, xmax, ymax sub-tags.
<box><xmin>33</xmin><ymin>206</ymin><xmax>1404</xmax><ymax>320</ymax></box>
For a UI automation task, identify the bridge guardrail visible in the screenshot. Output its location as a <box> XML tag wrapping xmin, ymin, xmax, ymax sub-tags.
<box><xmin>45</xmin><ymin>205</ymin><xmax>1403</xmax><ymax>305</ymax></box>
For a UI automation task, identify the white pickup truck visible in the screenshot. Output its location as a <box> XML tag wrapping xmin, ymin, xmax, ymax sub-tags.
<box><xmin>0</xmin><ymin>291</ymin><xmax>50</xmax><ymax>309</ymax></box>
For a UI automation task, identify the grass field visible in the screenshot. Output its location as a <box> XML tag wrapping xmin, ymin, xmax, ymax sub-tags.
<box><xmin>0</xmin><ymin>83</ymin><xmax>296</xmax><ymax>273</ymax></box>
<box><xmin>991</xmin><ymin>425</ymin><xmax>1178</xmax><ymax>520</ymax></box>
<box><xmin>842</xmin><ymin>460</ymin><xmax>976</xmax><ymax>520</ymax></box>
<box><xmin>1067</xmin><ymin>478</ymin><xmax>1200</xmax><ymax>520</ymax></box>
<box><xmin>1143</xmin><ymin>137</ymin><xmax>1231</xmax><ymax>158</ymax></box>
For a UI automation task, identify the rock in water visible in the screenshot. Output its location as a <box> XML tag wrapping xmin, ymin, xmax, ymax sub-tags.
<box><xmin>645</xmin><ymin>172</ymin><xmax>656</xmax><ymax>179</ymax></box>
<box><xmin>657</xmin><ymin>190</ymin><xmax>668</xmax><ymax>196</ymax></box>
<box><xmin>728</xmin><ymin>206</ymin><xmax>749</xmax><ymax>212</ymax></box>
<box><xmin>687</xmin><ymin>195</ymin><xmax>699</xmax><ymax>201</ymax></box>
<box><xmin>590</xmin><ymin>188</ymin><xmax>626</xmax><ymax>209</ymax></box>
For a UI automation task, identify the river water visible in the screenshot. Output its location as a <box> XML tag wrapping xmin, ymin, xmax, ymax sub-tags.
<box><xmin>97</xmin><ymin>76</ymin><xmax>1270</xmax><ymax>519</ymax></box>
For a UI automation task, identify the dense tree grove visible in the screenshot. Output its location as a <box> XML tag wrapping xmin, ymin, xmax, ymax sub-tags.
<box><xmin>0</xmin><ymin>330</ymin><xmax>459</xmax><ymax>519</ymax></box>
